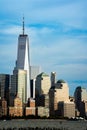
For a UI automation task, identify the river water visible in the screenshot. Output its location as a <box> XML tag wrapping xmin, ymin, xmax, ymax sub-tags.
<box><xmin>0</xmin><ymin>119</ymin><xmax>87</xmax><ymax>130</ymax></box>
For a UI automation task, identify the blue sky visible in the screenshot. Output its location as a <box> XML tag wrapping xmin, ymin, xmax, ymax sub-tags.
<box><xmin>0</xmin><ymin>0</ymin><xmax>87</xmax><ymax>96</ymax></box>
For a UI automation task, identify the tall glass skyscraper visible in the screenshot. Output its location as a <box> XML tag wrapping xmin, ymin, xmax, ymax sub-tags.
<box><xmin>15</xmin><ymin>17</ymin><xmax>30</xmax><ymax>100</ymax></box>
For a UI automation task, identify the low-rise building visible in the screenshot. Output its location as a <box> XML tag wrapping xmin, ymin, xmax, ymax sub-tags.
<box><xmin>25</xmin><ymin>98</ymin><xmax>36</xmax><ymax>116</ymax></box>
<box><xmin>28</xmin><ymin>98</ymin><xmax>35</xmax><ymax>107</ymax></box>
<box><xmin>36</xmin><ymin>106</ymin><xmax>49</xmax><ymax>117</ymax></box>
<box><xmin>0</xmin><ymin>98</ymin><xmax>7</xmax><ymax>117</ymax></box>
<box><xmin>58</xmin><ymin>101</ymin><xmax>75</xmax><ymax>118</ymax></box>
<box><xmin>25</xmin><ymin>107</ymin><xmax>36</xmax><ymax>116</ymax></box>
<box><xmin>9</xmin><ymin>95</ymin><xmax>23</xmax><ymax>117</ymax></box>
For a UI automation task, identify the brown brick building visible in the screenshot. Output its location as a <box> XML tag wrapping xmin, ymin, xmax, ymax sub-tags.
<box><xmin>9</xmin><ymin>95</ymin><xmax>23</xmax><ymax>117</ymax></box>
<box><xmin>0</xmin><ymin>98</ymin><xmax>7</xmax><ymax>117</ymax></box>
<box><xmin>25</xmin><ymin>98</ymin><xmax>36</xmax><ymax>116</ymax></box>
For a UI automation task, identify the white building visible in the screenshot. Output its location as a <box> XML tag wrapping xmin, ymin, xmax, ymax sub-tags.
<box><xmin>35</xmin><ymin>72</ymin><xmax>51</xmax><ymax>95</ymax></box>
<box><xmin>54</xmin><ymin>80</ymin><xmax>69</xmax><ymax>102</ymax></box>
<box><xmin>10</xmin><ymin>69</ymin><xmax>27</xmax><ymax>104</ymax></box>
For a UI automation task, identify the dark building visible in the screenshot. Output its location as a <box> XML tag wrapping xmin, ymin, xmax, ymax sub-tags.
<box><xmin>0</xmin><ymin>98</ymin><xmax>7</xmax><ymax>117</ymax></box>
<box><xmin>74</xmin><ymin>86</ymin><xmax>87</xmax><ymax>117</ymax></box>
<box><xmin>0</xmin><ymin>74</ymin><xmax>10</xmax><ymax>105</ymax></box>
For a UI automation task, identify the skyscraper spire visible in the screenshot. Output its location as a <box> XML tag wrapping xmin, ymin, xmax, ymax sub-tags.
<box><xmin>23</xmin><ymin>16</ymin><xmax>24</xmax><ymax>35</ymax></box>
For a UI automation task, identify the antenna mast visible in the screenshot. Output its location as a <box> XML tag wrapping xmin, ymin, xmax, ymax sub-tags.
<box><xmin>23</xmin><ymin>16</ymin><xmax>25</xmax><ymax>35</ymax></box>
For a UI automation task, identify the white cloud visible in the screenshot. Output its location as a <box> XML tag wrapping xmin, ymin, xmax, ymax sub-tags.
<box><xmin>0</xmin><ymin>0</ymin><xmax>86</xmax><ymax>28</ymax></box>
<box><xmin>0</xmin><ymin>25</ymin><xmax>21</xmax><ymax>35</ymax></box>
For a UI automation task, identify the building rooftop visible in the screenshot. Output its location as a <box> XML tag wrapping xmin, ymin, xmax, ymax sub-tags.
<box><xmin>19</xmin><ymin>34</ymin><xmax>28</xmax><ymax>37</ymax></box>
<box><xmin>57</xmin><ymin>79</ymin><xmax>66</xmax><ymax>83</ymax></box>
<box><xmin>37</xmin><ymin>72</ymin><xmax>49</xmax><ymax>77</ymax></box>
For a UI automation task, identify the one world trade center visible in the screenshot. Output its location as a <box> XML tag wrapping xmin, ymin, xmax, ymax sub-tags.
<box><xmin>15</xmin><ymin>17</ymin><xmax>30</xmax><ymax>100</ymax></box>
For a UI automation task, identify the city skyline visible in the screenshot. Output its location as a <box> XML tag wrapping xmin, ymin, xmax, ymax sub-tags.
<box><xmin>0</xmin><ymin>0</ymin><xmax>87</xmax><ymax>95</ymax></box>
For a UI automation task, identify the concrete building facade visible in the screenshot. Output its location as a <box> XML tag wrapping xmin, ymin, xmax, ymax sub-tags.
<box><xmin>35</xmin><ymin>72</ymin><xmax>51</xmax><ymax>95</ymax></box>
<box><xmin>58</xmin><ymin>102</ymin><xmax>75</xmax><ymax>118</ymax></box>
<box><xmin>10</xmin><ymin>69</ymin><xmax>27</xmax><ymax>104</ymax></box>
<box><xmin>49</xmin><ymin>79</ymin><xmax>70</xmax><ymax>116</ymax></box>
<box><xmin>36</xmin><ymin>106</ymin><xmax>49</xmax><ymax>117</ymax></box>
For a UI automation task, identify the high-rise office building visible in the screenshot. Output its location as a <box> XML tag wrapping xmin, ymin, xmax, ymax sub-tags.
<box><xmin>74</xmin><ymin>86</ymin><xmax>87</xmax><ymax>104</ymax></box>
<box><xmin>14</xmin><ymin>17</ymin><xmax>30</xmax><ymax>100</ymax></box>
<box><xmin>30</xmin><ymin>66</ymin><xmax>41</xmax><ymax>98</ymax></box>
<box><xmin>49</xmin><ymin>79</ymin><xmax>70</xmax><ymax>116</ymax></box>
<box><xmin>51</xmin><ymin>72</ymin><xmax>56</xmax><ymax>87</ymax></box>
<box><xmin>74</xmin><ymin>86</ymin><xmax>87</xmax><ymax>110</ymax></box>
<box><xmin>35</xmin><ymin>72</ymin><xmax>51</xmax><ymax>95</ymax></box>
<box><xmin>0</xmin><ymin>74</ymin><xmax>10</xmax><ymax>105</ymax></box>
<box><xmin>35</xmin><ymin>72</ymin><xmax>51</xmax><ymax>108</ymax></box>
<box><xmin>74</xmin><ymin>86</ymin><xmax>87</xmax><ymax>117</ymax></box>
<box><xmin>30</xmin><ymin>66</ymin><xmax>41</xmax><ymax>80</ymax></box>
<box><xmin>30</xmin><ymin>79</ymin><xmax>35</xmax><ymax>99</ymax></box>
<box><xmin>10</xmin><ymin>69</ymin><xmax>27</xmax><ymax>104</ymax></box>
